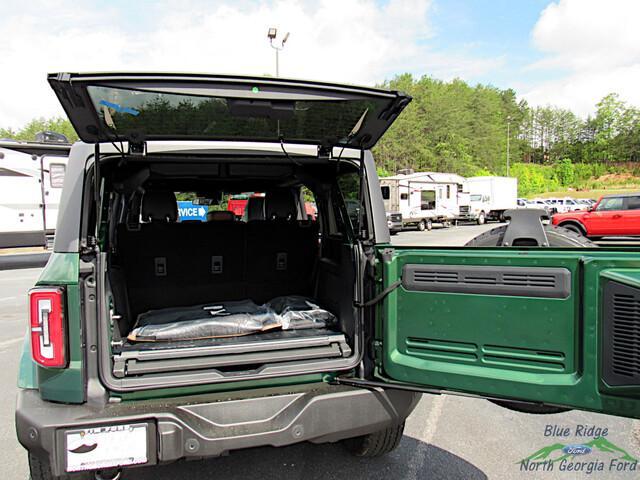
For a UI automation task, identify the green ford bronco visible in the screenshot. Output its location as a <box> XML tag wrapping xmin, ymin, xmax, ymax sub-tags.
<box><xmin>16</xmin><ymin>72</ymin><xmax>640</xmax><ymax>479</ymax></box>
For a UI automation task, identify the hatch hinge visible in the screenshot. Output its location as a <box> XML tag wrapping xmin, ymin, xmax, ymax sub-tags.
<box><xmin>318</xmin><ymin>144</ymin><xmax>332</xmax><ymax>159</ymax></box>
<box><xmin>128</xmin><ymin>141</ymin><xmax>147</xmax><ymax>156</ymax></box>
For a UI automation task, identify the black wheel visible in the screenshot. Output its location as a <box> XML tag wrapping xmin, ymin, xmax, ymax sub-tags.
<box><xmin>465</xmin><ymin>224</ymin><xmax>597</xmax><ymax>247</ymax></box>
<box><xmin>426</xmin><ymin>219</ymin><xmax>433</xmax><ymax>231</ymax></box>
<box><xmin>343</xmin><ymin>422</ymin><xmax>405</xmax><ymax>458</ymax></box>
<box><xmin>559</xmin><ymin>222</ymin><xmax>585</xmax><ymax>236</ymax></box>
<box><xmin>417</xmin><ymin>220</ymin><xmax>426</xmax><ymax>231</ymax></box>
<box><xmin>477</xmin><ymin>212</ymin><xmax>486</xmax><ymax>225</ymax></box>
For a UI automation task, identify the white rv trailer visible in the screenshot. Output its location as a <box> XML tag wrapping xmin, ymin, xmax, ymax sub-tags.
<box><xmin>0</xmin><ymin>140</ymin><xmax>70</xmax><ymax>248</ymax></box>
<box><xmin>380</xmin><ymin>172</ymin><xmax>466</xmax><ymax>231</ymax></box>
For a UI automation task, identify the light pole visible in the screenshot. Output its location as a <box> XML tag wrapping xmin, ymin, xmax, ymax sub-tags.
<box><xmin>506</xmin><ymin>115</ymin><xmax>512</xmax><ymax>177</ymax></box>
<box><xmin>267</xmin><ymin>28</ymin><xmax>290</xmax><ymax>77</ymax></box>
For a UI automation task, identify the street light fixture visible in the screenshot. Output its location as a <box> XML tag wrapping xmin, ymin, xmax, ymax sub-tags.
<box><xmin>267</xmin><ymin>27</ymin><xmax>290</xmax><ymax>77</ymax></box>
<box><xmin>506</xmin><ymin>115</ymin><xmax>512</xmax><ymax>177</ymax></box>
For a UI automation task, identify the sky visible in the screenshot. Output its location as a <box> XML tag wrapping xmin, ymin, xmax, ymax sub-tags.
<box><xmin>1</xmin><ymin>0</ymin><xmax>640</xmax><ymax>129</ymax></box>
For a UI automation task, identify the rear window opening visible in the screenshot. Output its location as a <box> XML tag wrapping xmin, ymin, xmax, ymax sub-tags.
<box><xmin>91</xmin><ymin>154</ymin><xmax>364</xmax><ymax>391</ymax></box>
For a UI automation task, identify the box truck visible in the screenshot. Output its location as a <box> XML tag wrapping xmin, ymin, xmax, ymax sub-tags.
<box><xmin>463</xmin><ymin>176</ymin><xmax>518</xmax><ymax>224</ymax></box>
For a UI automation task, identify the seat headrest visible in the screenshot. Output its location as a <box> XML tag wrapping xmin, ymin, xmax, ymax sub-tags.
<box><xmin>244</xmin><ymin>196</ymin><xmax>266</xmax><ymax>222</ymax></box>
<box><xmin>207</xmin><ymin>210</ymin><xmax>235</xmax><ymax>222</ymax></box>
<box><xmin>141</xmin><ymin>191</ymin><xmax>178</xmax><ymax>222</ymax></box>
<box><xmin>266</xmin><ymin>190</ymin><xmax>296</xmax><ymax>221</ymax></box>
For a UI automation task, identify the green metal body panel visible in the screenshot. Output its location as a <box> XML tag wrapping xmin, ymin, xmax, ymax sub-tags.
<box><xmin>19</xmin><ymin>253</ymin><xmax>85</xmax><ymax>403</ymax></box>
<box><xmin>17</xmin><ymin>336</ymin><xmax>37</xmax><ymax>389</ymax></box>
<box><xmin>377</xmin><ymin>247</ymin><xmax>640</xmax><ymax>419</ymax></box>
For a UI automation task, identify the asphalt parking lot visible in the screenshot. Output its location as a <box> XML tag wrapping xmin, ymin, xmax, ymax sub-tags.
<box><xmin>2</xmin><ymin>226</ymin><xmax>639</xmax><ymax>479</ymax></box>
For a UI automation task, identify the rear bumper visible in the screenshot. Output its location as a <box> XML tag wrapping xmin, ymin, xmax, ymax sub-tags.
<box><xmin>16</xmin><ymin>383</ymin><xmax>420</xmax><ymax>476</ymax></box>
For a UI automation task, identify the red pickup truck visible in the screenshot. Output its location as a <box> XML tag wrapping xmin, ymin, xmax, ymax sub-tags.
<box><xmin>552</xmin><ymin>193</ymin><xmax>640</xmax><ymax>239</ymax></box>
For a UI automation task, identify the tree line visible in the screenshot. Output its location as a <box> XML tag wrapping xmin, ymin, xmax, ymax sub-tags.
<box><xmin>373</xmin><ymin>74</ymin><xmax>640</xmax><ymax>179</ymax></box>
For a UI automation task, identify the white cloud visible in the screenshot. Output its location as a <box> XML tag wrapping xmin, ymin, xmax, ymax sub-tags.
<box><xmin>523</xmin><ymin>0</ymin><xmax>640</xmax><ymax>116</ymax></box>
<box><xmin>0</xmin><ymin>0</ymin><xmax>504</xmax><ymax>129</ymax></box>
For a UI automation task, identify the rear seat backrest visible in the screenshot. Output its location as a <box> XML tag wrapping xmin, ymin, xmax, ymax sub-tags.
<box><xmin>246</xmin><ymin>190</ymin><xmax>318</xmax><ymax>302</ymax></box>
<box><xmin>243</xmin><ymin>196</ymin><xmax>265</xmax><ymax>222</ymax></box>
<box><xmin>141</xmin><ymin>191</ymin><xmax>178</xmax><ymax>222</ymax></box>
<box><xmin>116</xmin><ymin>189</ymin><xmax>318</xmax><ymax>320</ymax></box>
<box><xmin>207</xmin><ymin>210</ymin><xmax>235</xmax><ymax>222</ymax></box>
<box><xmin>118</xmin><ymin>191</ymin><xmax>246</xmax><ymax>318</ymax></box>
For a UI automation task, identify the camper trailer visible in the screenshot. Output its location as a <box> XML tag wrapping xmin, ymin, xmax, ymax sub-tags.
<box><xmin>0</xmin><ymin>139</ymin><xmax>70</xmax><ymax>248</ymax></box>
<box><xmin>380</xmin><ymin>172</ymin><xmax>466</xmax><ymax>231</ymax></box>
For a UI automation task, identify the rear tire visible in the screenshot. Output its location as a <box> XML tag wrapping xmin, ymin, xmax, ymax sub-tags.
<box><xmin>417</xmin><ymin>220</ymin><xmax>426</xmax><ymax>231</ymax></box>
<box><xmin>465</xmin><ymin>224</ymin><xmax>597</xmax><ymax>247</ymax></box>
<box><xmin>559</xmin><ymin>222</ymin><xmax>585</xmax><ymax>236</ymax></box>
<box><xmin>343</xmin><ymin>422</ymin><xmax>405</xmax><ymax>458</ymax></box>
<box><xmin>426</xmin><ymin>219</ymin><xmax>433</xmax><ymax>231</ymax></box>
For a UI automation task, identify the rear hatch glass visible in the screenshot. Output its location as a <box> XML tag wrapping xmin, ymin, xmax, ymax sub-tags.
<box><xmin>48</xmin><ymin>73</ymin><xmax>411</xmax><ymax>149</ymax></box>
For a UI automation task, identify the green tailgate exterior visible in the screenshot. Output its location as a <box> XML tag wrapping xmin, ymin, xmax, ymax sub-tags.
<box><xmin>377</xmin><ymin>247</ymin><xmax>640</xmax><ymax>419</ymax></box>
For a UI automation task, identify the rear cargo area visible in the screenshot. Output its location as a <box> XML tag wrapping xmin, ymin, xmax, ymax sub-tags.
<box><xmin>103</xmin><ymin>173</ymin><xmax>359</xmax><ymax>386</ymax></box>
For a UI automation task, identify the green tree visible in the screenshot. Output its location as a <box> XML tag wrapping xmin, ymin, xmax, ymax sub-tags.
<box><xmin>0</xmin><ymin>117</ymin><xmax>78</xmax><ymax>142</ymax></box>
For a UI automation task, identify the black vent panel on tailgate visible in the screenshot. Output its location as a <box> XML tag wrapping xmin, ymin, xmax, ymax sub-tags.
<box><xmin>402</xmin><ymin>264</ymin><xmax>571</xmax><ymax>298</ymax></box>
<box><xmin>603</xmin><ymin>281</ymin><xmax>640</xmax><ymax>386</ymax></box>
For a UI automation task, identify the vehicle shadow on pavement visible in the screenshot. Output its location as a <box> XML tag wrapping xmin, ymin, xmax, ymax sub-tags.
<box><xmin>127</xmin><ymin>435</ymin><xmax>487</xmax><ymax>480</ymax></box>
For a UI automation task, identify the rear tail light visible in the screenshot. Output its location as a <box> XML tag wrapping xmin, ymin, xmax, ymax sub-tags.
<box><xmin>29</xmin><ymin>288</ymin><xmax>67</xmax><ymax>368</ymax></box>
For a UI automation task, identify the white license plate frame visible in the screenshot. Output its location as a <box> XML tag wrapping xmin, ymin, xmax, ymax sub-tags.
<box><xmin>65</xmin><ymin>422</ymin><xmax>149</xmax><ymax>472</ymax></box>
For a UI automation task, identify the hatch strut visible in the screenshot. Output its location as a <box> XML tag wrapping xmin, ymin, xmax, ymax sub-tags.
<box><xmin>94</xmin><ymin>143</ymin><xmax>101</xmax><ymax>208</ymax></box>
<box><xmin>354</xmin><ymin>280</ymin><xmax>401</xmax><ymax>308</ymax></box>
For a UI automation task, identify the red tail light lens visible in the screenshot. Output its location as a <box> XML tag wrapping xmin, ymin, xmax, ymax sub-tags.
<box><xmin>29</xmin><ymin>288</ymin><xmax>67</xmax><ymax>368</ymax></box>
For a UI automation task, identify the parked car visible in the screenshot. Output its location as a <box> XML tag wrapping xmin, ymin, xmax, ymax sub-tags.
<box><xmin>17</xmin><ymin>72</ymin><xmax>640</xmax><ymax>480</ymax></box>
<box><xmin>552</xmin><ymin>193</ymin><xmax>640</xmax><ymax>238</ymax></box>
<box><xmin>386</xmin><ymin>211</ymin><xmax>403</xmax><ymax>234</ymax></box>
<box><xmin>528</xmin><ymin>199</ymin><xmax>558</xmax><ymax>215</ymax></box>
<box><xmin>551</xmin><ymin>197</ymin><xmax>583</xmax><ymax>213</ymax></box>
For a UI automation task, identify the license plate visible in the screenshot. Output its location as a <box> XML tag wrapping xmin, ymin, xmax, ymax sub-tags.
<box><xmin>65</xmin><ymin>423</ymin><xmax>148</xmax><ymax>472</ymax></box>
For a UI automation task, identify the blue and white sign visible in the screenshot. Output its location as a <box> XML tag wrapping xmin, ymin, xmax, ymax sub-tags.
<box><xmin>177</xmin><ymin>201</ymin><xmax>208</xmax><ymax>222</ymax></box>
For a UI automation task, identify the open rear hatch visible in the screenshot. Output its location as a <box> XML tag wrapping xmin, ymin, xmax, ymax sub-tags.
<box><xmin>48</xmin><ymin>73</ymin><xmax>410</xmax><ymax>391</ymax></box>
<box><xmin>48</xmin><ymin>72</ymin><xmax>410</xmax><ymax>149</ymax></box>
